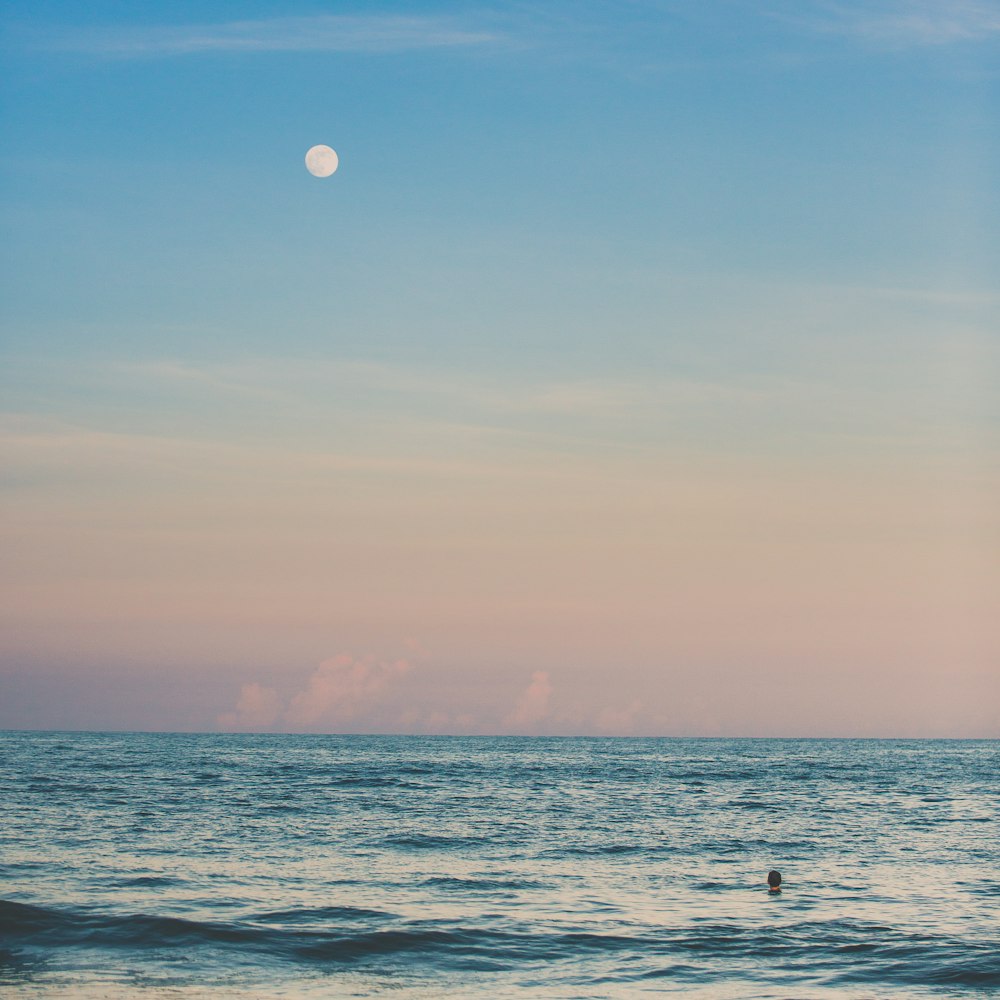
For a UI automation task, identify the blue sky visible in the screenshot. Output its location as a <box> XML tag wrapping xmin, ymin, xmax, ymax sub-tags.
<box><xmin>4</xmin><ymin>1</ymin><xmax>996</xmax><ymax>362</ymax></box>
<box><xmin>1</xmin><ymin>1</ymin><xmax>998</xmax><ymax>734</ymax></box>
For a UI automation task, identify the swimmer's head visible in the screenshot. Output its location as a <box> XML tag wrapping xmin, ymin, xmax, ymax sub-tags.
<box><xmin>767</xmin><ymin>870</ymin><xmax>782</xmax><ymax>890</ymax></box>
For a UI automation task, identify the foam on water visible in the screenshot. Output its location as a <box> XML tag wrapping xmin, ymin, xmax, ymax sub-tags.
<box><xmin>1</xmin><ymin>733</ymin><xmax>998</xmax><ymax>997</ymax></box>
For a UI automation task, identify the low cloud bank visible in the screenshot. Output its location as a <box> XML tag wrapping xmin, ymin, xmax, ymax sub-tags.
<box><xmin>505</xmin><ymin>670</ymin><xmax>553</xmax><ymax>731</ymax></box>
<box><xmin>217</xmin><ymin>653</ymin><xmax>411</xmax><ymax>732</ymax></box>
<box><xmin>218</xmin><ymin>660</ymin><xmax>648</xmax><ymax>736</ymax></box>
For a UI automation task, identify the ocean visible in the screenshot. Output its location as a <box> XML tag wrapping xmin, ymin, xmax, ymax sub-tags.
<box><xmin>1</xmin><ymin>732</ymin><xmax>997</xmax><ymax>998</ymax></box>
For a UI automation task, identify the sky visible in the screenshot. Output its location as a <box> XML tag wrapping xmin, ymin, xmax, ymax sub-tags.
<box><xmin>1</xmin><ymin>0</ymin><xmax>998</xmax><ymax>736</ymax></box>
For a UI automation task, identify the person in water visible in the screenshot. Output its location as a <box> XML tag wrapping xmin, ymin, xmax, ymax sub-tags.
<box><xmin>767</xmin><ymin>870</ymin><xmax>782</xmax><ymax>893</ymax></box>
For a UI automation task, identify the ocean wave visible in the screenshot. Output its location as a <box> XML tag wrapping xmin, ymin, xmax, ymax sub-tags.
<box><xmin>422</xmin><ymin>876</ymin><xmax>549</xmax><ymax>891</ymax></box>
<box><xmin>377</xmin><ymin>833</ymin><xmax>493</xmax><ymax>850</ymax></box>
<box><xmin>2</xmin><ymin>899</ymin><xmax>999</xmax><ymax>988</ymax></box>
<box><xmin>542</xmin><ymin>842</ymin><xmax>674</xmax><ymax>858</ymax></box>
<box><xmin>1</xmin><ymin>900</ymin><xmax>268</xmax><ymax>949</ymax></box>
<box><xmin>252</xmin><ymin>905</ymin><xmax>395</xmax><ymax>923</ymax></box>
<box><xmin>0</xmin><ymin>900</ymin><xmax>562</xmax><ymax>966</ymax></box>
<box><xmin>111</xmin><ymin>875</ymin><xmax>186</xmax><ymax>889</ymax></box>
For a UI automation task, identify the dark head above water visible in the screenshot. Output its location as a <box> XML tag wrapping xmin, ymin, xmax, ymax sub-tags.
<box><xmin>767</xmin><ymin>870</ymin><xmax>782</xmax><ymax>892</ymax></box>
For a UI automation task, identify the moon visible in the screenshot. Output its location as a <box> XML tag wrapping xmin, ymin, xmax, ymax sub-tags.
<box><xmin>305</xmin><ymin>145</ymin><xmax>339</xmax><ymax>178</ymax></box>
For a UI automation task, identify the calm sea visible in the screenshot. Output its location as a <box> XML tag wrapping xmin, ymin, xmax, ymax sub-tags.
<box><xmin>1</xmin><ymin>732</ymin><xmax>997</xmax><ymax>998</ymax></box>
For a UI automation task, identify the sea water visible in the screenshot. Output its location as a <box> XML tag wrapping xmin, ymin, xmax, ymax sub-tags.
<box><xmin>1</xmin><ymin>732</ymin><xmax>997</xmax><ymax>998</ymax></box>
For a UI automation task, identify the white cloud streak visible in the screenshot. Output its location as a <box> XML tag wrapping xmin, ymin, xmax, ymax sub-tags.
<box><xmin>786</xmin><ymin>0</ymin><xmax>1000</xmax><ymax>47</ymax></box>
<box><xmin>36</xmin><ymin>15</ymin><xmax>500</xmax><ymax>58</ymax></box>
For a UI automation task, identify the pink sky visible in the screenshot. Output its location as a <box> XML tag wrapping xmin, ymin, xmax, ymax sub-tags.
<box><xmin>2</xmin><ymin>350</ymin><xmax>997</xmax><ymax>736</ymax></box>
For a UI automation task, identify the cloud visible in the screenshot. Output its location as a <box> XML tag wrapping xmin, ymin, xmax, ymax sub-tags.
<box><xmin>35</xmin><ymin>15</ymin><xmax>499</xmax><ymax>58</ymax></box>
<box><xmin>398</xmin><ymin>707</ymin><xmax>478</xmax><ymax>734</ymax></box>
<box><xmin>217</xmin><ymin>681</ymin><xmax>281</xmax><ymax>731</ymax></box>
<box><xmin>216</xmin><ymin>652</ymin><xmax>413</xmax><ymax>732</ymax></box>
<box><xmin>783</xmin><ymin>0</ymin><xmax>1000</xmax><ymax>47</ymax></box>
<box><xmin>119</xmin><ymin>360</ymin><xmax>285</xmax><ymax>402</ymax></box>
<box><xmin>119</xmin><ymin>356</ymin><xmax>646</xmax><ymax>417</ymax></box>
<box><xmin>505</xmin><ymin>670</ymin><xmax>553</xmax><ymax>730</ymax></box>
<box><xmin>595</xmin><ymin>699</ymin><xmax>644</xmax><ymax>735</ymax></box>
<box><xmin>284</xmin><ymin>653</ymin><xmax>412</xmax><ymax>728</ymax></box>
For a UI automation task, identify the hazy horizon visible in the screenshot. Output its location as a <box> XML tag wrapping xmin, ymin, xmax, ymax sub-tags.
<box><xmin>2</xmin><ymin>728</ymin><xmax>998</xmax><ymax>741</ymax></box>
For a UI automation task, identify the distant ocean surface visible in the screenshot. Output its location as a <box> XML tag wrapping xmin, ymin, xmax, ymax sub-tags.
<box><xmin>2</xmin><ymin>733</ymin><xmax>998</xmax><ymax>999</ymax></box>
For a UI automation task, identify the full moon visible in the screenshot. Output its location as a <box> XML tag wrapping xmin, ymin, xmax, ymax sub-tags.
<box><xmin>305</xmin><ymin>145</ymin><xmax>339</xmax><ymax>178</ymax></box>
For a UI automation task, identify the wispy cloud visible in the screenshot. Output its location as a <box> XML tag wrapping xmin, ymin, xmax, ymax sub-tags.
<box><xmin>115</xmin><ymin>356</ymin><xmax>756</xmax><ymax>422</ymax></box>
<box><xmin>784</xmin><ymin>0</ymin><xmax>1000</xmax><ymax>47</ymax></box>
<box><xmin>0</xmin><ymin>413</ymin><xmax>583</xmax><ymax>494</ymax></box>
<box><xmin>35</xmin><ymin>15</ymin><xmax>500</xmax><ymax>58</ymax></box>
<box><xmin>121</xmin><ymin>360</ymin><xmax>286</xmax><ymax>402</ymax></box>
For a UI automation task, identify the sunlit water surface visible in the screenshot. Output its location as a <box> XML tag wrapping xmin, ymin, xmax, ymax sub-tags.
<box><xmin>1</xmin><ymin>733</ymin><xmax>997</xmax><ymax>998</ymax></box>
